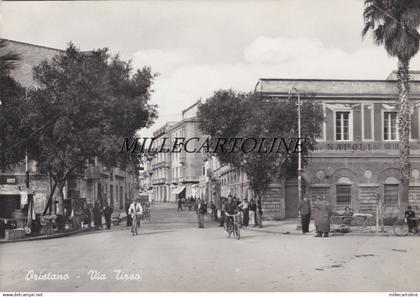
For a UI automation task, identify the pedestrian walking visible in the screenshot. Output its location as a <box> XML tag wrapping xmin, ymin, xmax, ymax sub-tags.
<box><xmin>188</xmin><ymin>197</ymin><xmax>193</xmax><ymax>211</ymax></box>
<box><xmin>103</xmin><ymin>203</ymin><xmax>113</xmax><ymax>229</ymax></box>
<box><xmin>93</xmin><ymin>201</ymin><xmax>103</xmax><ymax>230</ymax></box>
<box><xmin>125</xmin><ymin>200</ymin><xmax>132</xmax><ymax>227</ymax></box>
<box><xmin>84</xmin><ymin>203</ymin><xmax>93</xmax><ymax>227</ymax></box>
<box><xmin>239</xmin><ymin>198</ymin><xmax>249</xmax><ymax>227</ymax></box>
<box><xmin>219</xmin><ymin>198</ymin><xmax>227</xmax><ymax>227</ymax></box>
<box><xmin>249</xmin><ymin>199</ymin><xmax>257</xmax><ymax>227</ymax></box>
<box><xmin>257</xmin><ymin>199</ymin><xmax>263</xmax><ymax>228</ymax></box>
<box><xmin>177</xmin><ymin>197</ymin><xmax>183</xmax><ymax>212</ymax></box>
<box><xmin>210</xmin><ymin>200</ymin><xmax>217</xmax><ymax>220</ymax></box>
<box><xmin>298</xmin><ymin>195</ymin><xmax>311</xmax><ymax>234</ymax></box>
<box><xmin>314</xmin><ymin>197</ymin><xmax>333</xmax><ymax>238</ymax></box>
<box><xmin>197</xmin><ymin>199</ymin><xmax>207</xmax><ymax>228</ymax></box>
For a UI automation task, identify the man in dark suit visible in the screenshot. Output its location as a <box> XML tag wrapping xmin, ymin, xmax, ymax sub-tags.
<box><xmin>197</xmin><ymin>199</ymin><xmax>208</xmax><ymax>228</ymax></box>
<box><xmin>298</xmin><ymin>195</ymin><xmax>311</xmax><ymax>234</ymax></box>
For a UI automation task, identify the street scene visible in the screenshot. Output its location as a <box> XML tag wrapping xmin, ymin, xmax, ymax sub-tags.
<box><xmin>1</xmin><ymin>203</ymin><xmax>420</xmax><ymax>292</ymax></box>
<box><xmin>1</xmin><ymin>0</ymin><xmax>420</xmax><ymax>295</ymax></box>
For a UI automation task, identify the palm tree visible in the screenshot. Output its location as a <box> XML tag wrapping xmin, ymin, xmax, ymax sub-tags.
<box><xmin>362</xmin><ymin>0</ymin><xmax>420</xmax><ymax>212</ymax></box>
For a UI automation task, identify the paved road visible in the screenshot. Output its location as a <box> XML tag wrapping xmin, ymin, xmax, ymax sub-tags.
<box><xmin>0</xmin><ymin>203</ymin><xmax>419</xmax><ymax>292</ymax></box>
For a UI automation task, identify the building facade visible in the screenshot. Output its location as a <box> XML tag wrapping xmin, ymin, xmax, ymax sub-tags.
<box><xmin>253</xmin><ymin>75</ymin><xmax>420</xmax><ymax>219</ymax></box>
<box><xmin>148</xmin><ymin>101</ymin><xmax>205</xmax><ymax>203</ymax></box>
<box><xmin>150</xmin><ymin>122</ymin><xmax>175</xmax><ymax>202</ymax></box>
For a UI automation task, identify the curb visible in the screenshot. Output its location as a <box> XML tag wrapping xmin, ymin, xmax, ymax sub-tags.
<box><xmin>245</xmin><ymin>225</ymin><xmax>394</xmax><ymax>237</ymax></box>
<box><xmin>0</xmin><ymin>227</ymin><xmax>95</xmax><ymax>244</ymax></box>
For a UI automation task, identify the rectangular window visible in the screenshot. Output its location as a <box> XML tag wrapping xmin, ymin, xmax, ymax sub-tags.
<box><xmin>336</xmin><ymin>112</ymin><xmax>350</xmax><ymax>141</ymax></box>
<box><xmin>384</xmin><ymin>112</ymin><xmax>398</xmax><ymax>140</ymax></box>
<box><xmin>384</xmin><ymin>184</ymin><xmax>399</xmax><ymax>205</ymax></box>
<box><xmin>336</xmin><ymin>184</ymin><xmax>351</xmax><ymax>205</ymax></box>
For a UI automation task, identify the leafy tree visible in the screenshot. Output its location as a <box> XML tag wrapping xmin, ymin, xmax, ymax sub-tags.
<box><xmin>362</xmin><ymin>0</ymin><xmax>420</xmax><ymax>211</ymax></box>
<box><xmin>26</xmin><ymin>43</ymin><xmax>157</xmax><ymax>214</ymax></box>
<box><xmin>0</xmin><ymin>39</ymin><xmax>26</xmax><ymax>171</ymax></box>
<box><xmin>197</xmin><ymin>90</ymin><xmax>324</xmax><ymax>208</ymax></box>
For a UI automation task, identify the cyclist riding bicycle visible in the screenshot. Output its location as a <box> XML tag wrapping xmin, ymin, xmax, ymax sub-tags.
<box><xmin>128</xmin><ymin>199</ymin><xmax>143</xmax><ymax>234</ymax></box>
<box><xmin>224</xmin><ymin>195</ymin><xmax>239</xmax><ymax>228</ymax></box>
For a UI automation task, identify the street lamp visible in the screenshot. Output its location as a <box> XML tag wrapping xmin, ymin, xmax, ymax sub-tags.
<box><xmin>25</xmin><ymin>83</ymin><xmax>38</xmax><ymax>189</ymax></box>
<box><xmin>288</xmin><ymin>87</ymin><xmax>303</xmax><ymax>229</ymax></box>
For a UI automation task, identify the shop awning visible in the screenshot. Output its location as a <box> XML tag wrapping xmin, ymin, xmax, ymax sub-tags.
<box><xmin>173</xmin><ymin>186</ymin><xmax>186</xmax><ymax>195</ymax></box>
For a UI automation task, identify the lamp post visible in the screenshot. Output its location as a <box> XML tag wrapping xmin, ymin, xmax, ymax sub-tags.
<box><xmin>288</xmin><ymin>87</ymin><xmax>303</xmax><ymax>229</ymax></box>
<box><xmin>25</xmin><ymin>83</ymin><xmax>38</xmax><ymax>189</ymax></box>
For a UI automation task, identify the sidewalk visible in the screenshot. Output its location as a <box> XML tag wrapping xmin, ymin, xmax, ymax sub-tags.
<box><xmin>0</xmin><ymin>211</ymin><xmax>132</xmax><ymax>244</ymax></box>
<box><xmin>0</xmin><ymin>226</ymin><xmax>95</xmax><ymax>244</ymax></box>
<box><xmin>245</xmin><ymin>219</ymin><xmax>394</xmax><ymax>237</ymax></box>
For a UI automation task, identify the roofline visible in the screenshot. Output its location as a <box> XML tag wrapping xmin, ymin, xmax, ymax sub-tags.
<box><xmin>182</xmin><ymin>99</ymin><xmax>201</xmax><ymax>115</ymax></box>
<box><xmin>166</xmin><ymin>117</ymin><xmax>200</xmax><ymax>133</ymax></box>
<box><xmin>1</xmin><ymin>38</ymin><xmax>65</xmax><ymax>53</ymax></box>
<box><xmin>258</xmin><ymin>77</ymin><xmax>420</xmax><ymax>83</ymax></box>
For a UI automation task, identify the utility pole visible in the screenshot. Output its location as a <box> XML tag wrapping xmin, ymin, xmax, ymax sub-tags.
<box><xmin>288</xmin><ymin>87</ymin><xmax>303</xmax><ymax>229</ymax></box>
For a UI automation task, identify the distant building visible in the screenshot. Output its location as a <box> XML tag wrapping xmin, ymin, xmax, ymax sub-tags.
<box><xmin>148</xmin><ymin>101</ymin><xmax>205</xmax><ymax>202</ymax></box>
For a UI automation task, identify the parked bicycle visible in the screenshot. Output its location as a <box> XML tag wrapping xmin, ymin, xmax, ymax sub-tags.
<box><xmin>224</xmin><ymin>213</ymin><xmax>240</xmax><ymax>240</ymax></box>
<box><xmin>393</xmin><ymin>217</ymin><xmax>419</xmax><ymax>236</ymax></box>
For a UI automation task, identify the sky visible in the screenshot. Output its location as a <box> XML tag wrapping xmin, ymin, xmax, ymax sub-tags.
<box><xmin>2</xmin><ymin>0</ymin><xmax>420</xmax><ymax>136</ymax></box>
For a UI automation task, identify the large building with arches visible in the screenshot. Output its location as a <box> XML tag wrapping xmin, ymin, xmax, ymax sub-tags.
<box><xmin>255</xmin><ymin>73</ymin><xmax>420</xmax><ymax>219</ymax></box>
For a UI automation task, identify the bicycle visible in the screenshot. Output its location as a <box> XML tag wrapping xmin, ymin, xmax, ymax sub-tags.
<box><xmin>131</xmin><ymin>214</ymin><xmax>140</xmax><ymax>236</ymax></box>
<box><xmin>393</xmin><ymin>217</ymin><xmax>419</xmax><ymax>236</ymax></box>
<box><xmin>224</xmin><ymin>213</ymin><xmax>241</xmax><ymax>240</ymax></box>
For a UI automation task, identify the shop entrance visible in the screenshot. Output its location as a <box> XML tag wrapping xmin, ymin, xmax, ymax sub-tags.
<box><xmin>0</xmin><ymin>195</ymin><xmax>21</xmax><ymax>219</ymax></box>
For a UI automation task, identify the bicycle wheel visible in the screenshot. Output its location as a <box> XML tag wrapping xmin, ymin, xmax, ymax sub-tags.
<box><xmin>393</xmin><ymin>219</ymin><xmax>409</xmax><ymax>236</ymax></box>
<box><xmin>234</xmin><ymin>223</ymin><xmax>240</xmax><ymax>240</ymax></box>
<box><xmin>224</xmin><ymin>222</ymin><xmax>232</xmax><ymax>238</ymax></box>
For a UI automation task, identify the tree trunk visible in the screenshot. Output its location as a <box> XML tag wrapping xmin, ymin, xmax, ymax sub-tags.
<box><xmin>42</xmin><ymin>178</ymin><xmax>57</xmax><ymax>216</ymax></box>
<box><xmin>397</xmin><ymin>58</ymin><xmax>411</xmax><ymax>214</ymax></box>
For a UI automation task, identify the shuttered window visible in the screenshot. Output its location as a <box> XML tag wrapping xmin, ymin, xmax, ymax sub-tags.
<box><xmin>384</xmin><ymin>112</ymin><xmax>398</xmax><ymax>140</ymax></box>
<box><xmin>336</xmin><ymin>112</ymin><xmax>350</xmax><ymax>141</ymax></box>
<box><xmin>336</xmin><ymin>184</ymin><xmax>351</xmax><ymax>205</ymax></box>
<box><xmin>384</xmin><ymin>184</ymin><xmax>399</xmax><ymax>205</ymax></box>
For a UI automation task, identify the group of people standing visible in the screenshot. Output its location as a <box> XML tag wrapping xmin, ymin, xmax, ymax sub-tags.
<box><xmin>299</xmin><ymin>195</ymin><xmax>360</xmax><ymax>237</ymax></box>
<box><xmin>298</xmin><ymin>195</ymin><xmax>333</xmax><ymax>237</ymax></box>
<box><xmin>178</xmin><ymin>196</ymin><xmax>201</xmax><ymax>212</ymax></box>
<box><xmin>218</xmin><ymin>195</ymin><xmax>262</xmax><ymax>228</ymax></box>
<box><xmin>177</xmin><ymin>194</ymin><xmax>263</xmax><ymax>229</ymax></box>
<box><xmin>91</xmin><ymin>200</ymin><xmax>113</xmax><ymax>230</ymax></box>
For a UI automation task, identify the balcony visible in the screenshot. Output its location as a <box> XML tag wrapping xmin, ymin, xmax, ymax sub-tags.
<box><xmin>179</xmin><ymin>176</ymin><xmax>200</xmax><ymax>183</ymax></box>
<box><xmin>152</xmin><ymin>178</ymin><xmax>167</xmax><ymax>185</ymax></box>
<box><xmin>152</xmin><ymin>160</ymin><xmax>170</xmax><ymax>170</ymax></box>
